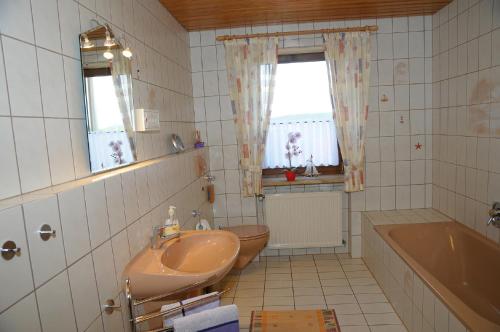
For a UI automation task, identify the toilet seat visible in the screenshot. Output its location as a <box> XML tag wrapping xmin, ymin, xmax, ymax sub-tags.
<box><xmin>224</xmin><ymin>225</ymin><xmax>269</xmax><ymax>240</ymax></box>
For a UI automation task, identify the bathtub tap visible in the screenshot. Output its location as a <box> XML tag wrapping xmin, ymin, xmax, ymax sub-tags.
<box><xmin>488</xmin><ymin>202</ymin><xmax>500</xmax><ymax>228</ymax></box>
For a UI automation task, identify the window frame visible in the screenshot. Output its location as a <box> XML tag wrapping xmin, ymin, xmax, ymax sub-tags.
<box><xmin>262</xmin><ymin>52</ymin><xmax>344</xmax><ymax>177</ymax></box>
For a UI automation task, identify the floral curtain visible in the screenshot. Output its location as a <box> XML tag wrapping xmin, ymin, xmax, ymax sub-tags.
<box><xmin>324</xmin><ymin>32</ymin><xmax>371</xmax><ymax>192</ymax></box>
<box><xmin>224</xmin><ymin>37</ymin><xmax>279</xmax><ymax>196</ymax></box>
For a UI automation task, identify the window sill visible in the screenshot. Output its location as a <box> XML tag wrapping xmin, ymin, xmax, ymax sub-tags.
<box><xmin>262</xmin><ymin>174</ymin><xmax>344</xmax><ymax>187</ymax></box>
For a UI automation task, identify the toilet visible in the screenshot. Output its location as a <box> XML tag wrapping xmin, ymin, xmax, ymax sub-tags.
<box><xmin>223</xmin><ymin>224</ymin><xmax>269</xmax><ymax>269</ymax></box>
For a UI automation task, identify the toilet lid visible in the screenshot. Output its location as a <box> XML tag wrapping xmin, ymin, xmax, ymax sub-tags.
<box><xmin>224</xmin><ymin>224</ymin><xmax>269</xmax><ymax>239</ymax></box>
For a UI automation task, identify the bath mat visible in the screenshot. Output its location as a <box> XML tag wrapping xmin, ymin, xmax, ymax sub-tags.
<box><xmin>249</xmin><ymin>309</ymin><xmax>340</xmax><ymax>332</ymax></box>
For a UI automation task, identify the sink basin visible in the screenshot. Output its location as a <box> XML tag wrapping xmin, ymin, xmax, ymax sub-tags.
<box><xmin>123</xmin><ymin>230</ymin><xmax>240</xmax><ymax>299</ymax></box>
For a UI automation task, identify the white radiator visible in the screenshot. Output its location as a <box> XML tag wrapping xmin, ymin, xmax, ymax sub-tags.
<box><xmin>264</xmin><ymin>192</ymin><xmax>342</xmax><ymax>249</ymax></box>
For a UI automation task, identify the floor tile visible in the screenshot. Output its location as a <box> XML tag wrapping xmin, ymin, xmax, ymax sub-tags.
<box><xmin>337</xmin><ymin>314</ymin><xmax>367</xmax><ymax>326</ymax></box>
<box><xmin>264</xmin><ymin>288</ymin><xmax>293</xmax><ymax>297</ymax></box>
<box><xmin>293</xmin><ymin>295</ymin><xmax>325</xmax><ymax>306</ymax></box>
<box><xmin>330</xmin><ymin>303</ymin><xmax>362</xmax><ymax>315</ymax></box>
<box><xmin>355</xmin><ymin>294</ymin><xmax>388</xmax><ymax>304</ymax></box>
<box><xmin>265</xmin><ymin>280</ymin><xmax>293</xmax><ymax>289</ymax></box>
<box><xmin>364</xmin><ymin>313</ymin><xmax>402</xmax><ymax>325</ymax></box>
<box><xmin>325</xmin><ymin>294</ymin><xmax>357</xmax><ymax>305</ymax></box>
<box><xmin>360</xmin><ymin>303</ymin><xmax>394</xmax><ymax>314</ymax></box>
<box><xmin>321</xmin><ymin>278</ymin><xmax>350</xmax><ymax>286</ymax></box>
<box><xmin>322</xmin><ymin>286</ymin><xmax>353</xmax><ymax>295</ymax></box>
<box><xmin>369</xmin><ymin>325</ymin><xmax>408</xmax><ymax>332</ymax></box>
<box><xmin>292</xmin><ymin>287</ymin><xmax>323</xmax><ymax>296</ymax></box>
<box><xmin>263</xmin><ymin>297</ymin><xmax>294</xmax><ymax>306</ymax></box>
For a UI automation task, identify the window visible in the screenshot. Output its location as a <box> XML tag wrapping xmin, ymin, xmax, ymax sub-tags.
<box><xmin>263</xmin><ymin>53</ymin><xmax>343</xmax><ymax>175</ymax></box>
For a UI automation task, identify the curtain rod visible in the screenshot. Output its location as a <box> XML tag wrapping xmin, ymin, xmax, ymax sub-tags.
<box><xmin>216</xmin><ymin>25</ymin><xmax>378</xmax><ymax>42</ymax></box>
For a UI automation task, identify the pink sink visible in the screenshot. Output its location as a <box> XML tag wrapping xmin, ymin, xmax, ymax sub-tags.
<box><xmin>123</xmin><ymin>230</ymin><xmax>240</xmax><ymax>299</ymax></box>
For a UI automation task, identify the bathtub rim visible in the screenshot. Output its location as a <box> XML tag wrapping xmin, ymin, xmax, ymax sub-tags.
<box><xmin>374</xmin><ymin>221</ymin><xmax>499</xmax><ymax>332</ymax></box>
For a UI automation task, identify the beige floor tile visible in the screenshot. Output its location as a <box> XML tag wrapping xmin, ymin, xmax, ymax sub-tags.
<box><xmin>237</xmin><ymin>306</ymin><xmax>262</xmax><ymax>317</ymax></box>
<box><xmin>239</xmin><ymin>274</ymin><xmax>265</xmax><ymax>282</ymax></box>
<box><xmin>364</xmin><ymin>313</ymin><xmax>402</xmax><ymax>325</ymax></box>
<box><xmin>340</xmin><ymin>326</ymin><xmax>370</xmax><ymax>332</ymax></box>
<box><xmin>237</xmin><ymin>281</ymin><xmax>265</xmax><ymax>290</ymax></box>
<box><xmin>329</xmin><ymin>303</ymin><xmax>362</xmax><ymax>315</ymax></box>
<box><xmin>319</xmin><ymin>271</ymin><xmax>346</xmax><ymax>279</ymax></box>
<box><xmin>337</xmin><ymin>314</ymin><xmax>367</xmax><ymax>326</ymax></box>
<box><xmin>292</xmin><ymin>279</ymin><xmax>321</xmax><ymax>288</ymax></box>
<box><xmin>320</xmin><ymin>278</ymin><xmax>350</xmax><ymax>286</ymax></box>
<box><xmin>322</xmin><ymin>286</ymin><xmax>353</xmax><ymax>295</ymax></box>
<box><xmin>263</xmin><ymin>296</ymin><xmax>294</xmax><ymax>306</ymax></box>
<box><xmin>235</xmin><ymin>288</ymin><xmax>264</xmax><ymax>298</ymax></box>
<box><xmin>262</xmin><ymin>305</ymin><xmax>295</xmax><ymax>311</ymax></box>
<box><xmin>368</xmin><ymin>325</ymin><xmax>408</xmax><ymax>332</ymax></box>
<box><xmin>351</xmin><ymin>285</ymin><xmax>382</xmax><ymax>294</ymax></box>
<box><xmin>291</xmin><ymin>266</ymin><xmax>317</xmax><ymax>273</ymax></box>
<box><xmin>239</xmin><ymin>315</ymin><xmax>251</xmax><ymax>329</ymax></box>
<box><xmin>292</xmin><ymin>287</ymin><xmax>323</xmax><ymax>296</ymax></box>
<box><xmin>234</xmin><ymin>297</ymin><xmax>264</xmax><ymax>307</ymax></box>
<box><xmin>266</xmin><ymin>267</ymin><xmax>291</xmax><ymax>274</ymax></box>
<box><xmin>264</xmin><ymin>288</ymin><xmax>293</xmax><ymax>297</ymax></box>
<box><xmin>360</xmin><ymin>303</ymin><xmax>394</xmax><ymax>314</ymax></box>
<box><xmin>221</xmin><ymin>298</ymin><xmax>234</xmax><ymax>305</ymax></box>
<box><xmin>355</xmin><ymin>294</ymin><xmax>388</xmax><ymax>304</ymax></box>
<box><xmin>293</xmin><ymin>295</ymin><xmax>326</xmax><ymax>306</ymax></box>
<box><xmin>348</xmin><ymin>278</ymin><xmax>377</xmax><ymax>286</ymax></box>
<box><xmin>266</xmin><ymin>273</ymin><xmax>292</xmax><ymax>281</ymax></box>
<box><xmin>342</xmin><ymin>265</ymin><xmax>368</xmax><ymax>272</ymax></box>
<box><xmin>295</xmin><ymin>304</ymin><xmax>327</xmax><ymax>310</ymax></box>
<box><xmin>339</xmin><ymin>258</ymin><xmax>364</xmax><ymax>265</ymax></box>
<box><xmin>316</xmin><ymin>265</ymin><xmax>343</xmax><ymax>272</ymax></box>
<box><xmin>290</xmin><ymin>255</ymin><xmax>314</xmax><ymax>261</ymax></box>
<box><xmin>290</xmin><ymin>261</ymin><xmax>316</xmax><ymax>267</ymax></box>
<box><xmin>265</xmin><ymin>261</ymin><xmax>290</xmax><ymax>268</ymax></box>
<box><xmin>292</xmin><ymin>272</ymin><xmax>319</xmax><ymax>280</ymax></box>
<box><xmin>264</xmin><ymin>256</ymin><xmax>290</xmax><ymax>262</ymax></box>
<box><xmin>325</xmin><ymin>294</ymin><xmax>357</xmax><ymax>305</ymax></box>
<box><xmin>265</xmin><ymin>280</ymin><xmax>293</xmax><ymax>289</ymax></box>
<box><xmin>314</xmin><ymin>254</ymin><xmax>338</xmax><ymax>261</ymax></box>
<box><xmin>345</xmin><ymin>271</ymin><xmax>373</xmax><ymax>278</ymax></box>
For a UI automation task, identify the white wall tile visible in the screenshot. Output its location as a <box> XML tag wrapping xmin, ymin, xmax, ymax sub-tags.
<box><xmin>12</xmin><ymin>117</ymin><xmax>51</xmax><ymax>192</ymax></box>
<box><xmin>84</xmin><ymin>181</ymin><xmax>110</xmax><ymax>248</ymax></box>
<box><xmin>92</xmin><ymin>241</ymin><xmax>118</xmax><ymax>304</ymax></box>
<box><xmin>37</xmin><ymin>49</ymin><xmax>68</xmax><ymax>118</ymax></box>
<box><xmin>0</xmin><ymin>294</ymin><xmax>41</xmax><ymax>332</ymax></box>
<box><xmin>31</xmin><ymin>0</ymin><xmax>61</xmax><ymax>52</ymax></box>
<box><xmin>2</xmin><ymin>36</ymin><xmax>42</xmax><ymax>117</ymax></box>
<box><xmin>69</xmin><ymin>119</ymin><xmax>91</xmax><ymax>179</ymax></box>
<box><xmin>0</xmin><ymin>206</ymin><xmax>34</xmax><ymax>312</ymax></box>
<box><xmin>23</xmin><ymin>196</ymin><xmax>66</xmax><ymax>287</ymax></box>
<box><xmin>45</xmin><ymin>119</ymin><xmax>75</xmax><ymax>185</ymax></box>
<box><xmin>0</xmin><ymin>118</ymin><xmax>21</xmax><ymax>199</ymax></box>
<box><xmin>0</xmin><ymin>0</ymin><xmax>34</xmax><ymax>43</ymax></box>
<box><xmin>68</xmin><ymin>254</ymin><xmax>100</xmax><ymax>331</ymax></box>
<box><xmin>36</xmin><ymin>271</ymin><xmax>77</xmax><ymax>332</ymax></box>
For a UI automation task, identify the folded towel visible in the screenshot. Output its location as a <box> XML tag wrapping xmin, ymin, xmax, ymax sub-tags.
<box><xmin>181</xmin><ymin>292</ymin><xmax>220</xmax><ymax>316</ymax></box>
<box><xmin>161</xmin><ymin>302</ymin><xmax>183</xmax><ymax>328</ymax></box>
<box><xmin>173</xmin><ymin>304</ymin><xmax>239</xmax><ymax>332</ymax></box>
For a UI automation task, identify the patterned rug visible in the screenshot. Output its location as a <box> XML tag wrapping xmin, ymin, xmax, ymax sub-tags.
<box><xmin>249</xmin><ymin>309</ymin><xmax>341</xmax><ymax>332</ymax></box>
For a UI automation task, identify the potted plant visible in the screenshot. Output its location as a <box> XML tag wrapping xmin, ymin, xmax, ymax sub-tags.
<box><xmin>284</xmin><ymin>132</ymin><xmax>302</xmax><ymax>181</ymax></box>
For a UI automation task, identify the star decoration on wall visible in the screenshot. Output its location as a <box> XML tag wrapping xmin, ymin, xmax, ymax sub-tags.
<box><xmin>415</xmin><ymin>142</ymin><xmax>422</xmax><ymax>150</ymax></box>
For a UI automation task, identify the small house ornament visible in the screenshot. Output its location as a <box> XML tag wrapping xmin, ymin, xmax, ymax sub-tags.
<box><xmin>304</xmin><ymin>154</ymin><xmax>319</xmax><ymax>177</ymax></box>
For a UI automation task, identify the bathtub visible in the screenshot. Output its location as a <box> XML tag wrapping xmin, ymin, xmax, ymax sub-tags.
<box><xmin>375</xmin><ymin>221</ymin><xmax>500</xmax><ymax>332</ymax></box>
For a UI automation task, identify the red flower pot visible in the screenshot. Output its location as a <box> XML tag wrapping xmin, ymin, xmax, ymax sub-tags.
<box><xmin>284</xmin><ymin>170</ymin><xmax>296</xmax><ymax>182</ymax></box>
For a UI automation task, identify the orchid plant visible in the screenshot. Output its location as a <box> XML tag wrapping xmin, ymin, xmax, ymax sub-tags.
<box><xmin>285</xmin><ymin>132</ymin><xmax>302</xmax><ymax>170</ymax></box>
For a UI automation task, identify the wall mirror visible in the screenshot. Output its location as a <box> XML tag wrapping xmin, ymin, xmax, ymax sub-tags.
<box><xmin>80</xmin><ymin>24</ymin><xmax>137</xmax><ymax>173</ymax></box>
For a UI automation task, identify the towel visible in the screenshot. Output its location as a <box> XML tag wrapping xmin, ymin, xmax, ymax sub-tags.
<box><xmin>163</xmin><ymin>292</ymin><xmax>220</xmax><ymax>328</ymax></box>
<box><xmin>173</xmin><ymin>305</ymin><xmax>239</xmax><ymax>332</ymax></box>
<box><xmin>161</xmin><ymin>302</ymin><xmax>183</xmax><ymax>327</ymax></box>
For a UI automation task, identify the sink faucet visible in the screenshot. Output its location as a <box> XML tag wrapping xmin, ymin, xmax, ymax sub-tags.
<box><xmin>151</xmin><ymin>225</ymin><xmax>180</xmax><ymax>249</ymax></box>
<box><xmin>488</xmin><ymin>202</ymin><xmax>500</xmax><ymax>228</ymax></box>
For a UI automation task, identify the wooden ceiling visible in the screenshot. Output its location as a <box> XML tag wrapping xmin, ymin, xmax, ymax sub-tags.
<box><xmin>159</xmin><ymin>0</ymin><xmax>451</xmax><ymax>31</ymax></box>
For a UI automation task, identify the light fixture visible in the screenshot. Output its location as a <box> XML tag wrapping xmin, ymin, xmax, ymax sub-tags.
<box><xmin>103</xmin><ymin>29</ymin><xmax>115</xmax><ymax>47</ymax></box>
<box><xmin>103</xmin><ymin>48</ymin><xmax>114</xmax><ymax>60</ymax></box>
<box><xmin>122</xmin><ymin>47</ymin><xmax>132</xmax><ymax>58</ymax></box>
<box><xmin>81</xmin><ymin>34</ymin><xmax>94</xmax><ymax>49</ymax></box>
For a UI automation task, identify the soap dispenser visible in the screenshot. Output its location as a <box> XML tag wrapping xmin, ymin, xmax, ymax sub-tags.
<box><xmin>164</xmin><ymin>206</ymin><xmax>180</xmax><ymax>236</ymax></box>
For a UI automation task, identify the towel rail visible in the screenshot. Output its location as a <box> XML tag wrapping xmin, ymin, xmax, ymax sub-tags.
<box><xmin>125</xmin><ymin>277</ymin><xmax>228</xmax><ymax>332</ymax></box>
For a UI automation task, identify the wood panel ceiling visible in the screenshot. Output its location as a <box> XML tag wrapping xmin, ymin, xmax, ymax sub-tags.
<box><xmin>159</xmin><ymin>0</ymin><xmax>451</xmax><ymax>31</ymax></box>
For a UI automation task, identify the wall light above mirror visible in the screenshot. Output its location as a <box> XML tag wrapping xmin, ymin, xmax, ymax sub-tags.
<box><xmin>80</xmin><ymin>23</ymin><xmax>137</xmax><ymax>174</ymax></box>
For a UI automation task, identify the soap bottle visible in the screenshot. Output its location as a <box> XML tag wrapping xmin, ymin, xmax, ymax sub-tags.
<box><xmin>164</xmin><ymin>206</ymin><xmax>180</xmax><ymax>236</ymax></box>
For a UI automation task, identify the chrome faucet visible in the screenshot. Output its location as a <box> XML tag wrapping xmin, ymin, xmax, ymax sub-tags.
<box><xmin>150</xmin><ymin>225</ymin><xmax>180</xmax><ymax>249</ymax></box>
<box><xmin>487</xmin><ymin>202</ymin><xmax>500</xmax><ymax>228</ymax></box>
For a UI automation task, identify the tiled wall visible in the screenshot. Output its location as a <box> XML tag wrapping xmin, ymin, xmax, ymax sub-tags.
<box><xmin>189</xmin><ymin>16</ymin><xmax>434</xmax><ymax>256</ymax></box>
<box><xmin>0</xmin><ymin>0</ymin><xmax>214</xmax><ymax>331</ymax></box>
<box><xmin>0</xmin><ymin>0</ymin><xmax>194</xmax><ymax>200</ymax></box>
<box><xmin>431</xmin><ymin>0</ymin><xmax>500</xmax><ymax>243</ymax></box>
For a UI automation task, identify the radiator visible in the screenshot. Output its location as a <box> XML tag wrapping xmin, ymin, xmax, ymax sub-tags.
<box><xmin>264</xmin><ymin>192</ymin><xmax>342</xmax><ymax>249</ymax></box>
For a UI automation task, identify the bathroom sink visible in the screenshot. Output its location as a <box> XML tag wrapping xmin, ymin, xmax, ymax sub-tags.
<box><xmin>123</xmin><ymin>230</ymin><xmax>240</xmax><ymax>299</ymax></box>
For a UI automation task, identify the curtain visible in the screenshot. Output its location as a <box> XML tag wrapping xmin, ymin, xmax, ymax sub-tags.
<box><xmin>88</xmin><ymin>131</ymin><xmax>134</xmax><ymax>172</ymax></box>
<box><xmin>224</xmin><ymin>37</ymin><xmax>279</xmax><ymax>196</ymax></box>
<box><xmin>111</xmin><ymin>50</ymin><xmax>137</xmax><ymax>162</ymax></box>
<box><xmin>263</xmin><ymin>120</ymin><xmax>339</xmax><ymax>168</ymax></box>
<box><xmin>324</xmin><ymin>32</ymin><xmax>371</xmax><ymax>192</ymax></box>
